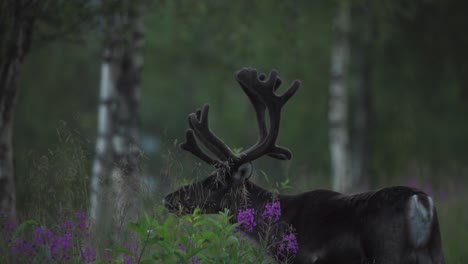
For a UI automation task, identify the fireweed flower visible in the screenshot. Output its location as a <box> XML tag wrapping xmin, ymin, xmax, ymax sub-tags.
<box><xmin>60</xmin><ymin>219</ymin><xmax>74</xmax><ymax>233</ymax></box>
<box><xmin>75</xmin><ymin>211</ymin><xmax>88</xmax><ymax>230</ymax></box>
<box><xmin>189</xmin><ymin>255</ymin><xmax>202</xmax><ymax>264</ymax></box>
<box><xmin>10</xmin><ymin>238</ymin><xmax>24</xmax><ymax>254</ymax></box>
<box><xmin>4</xmin><ymin>211</ymin><xmax>97</xmax><ymax>262</ymax></box>
<box><xmin>179</xmin><ymin>243</ymin><xmax>186</xmax><ymax>251</ymax></box>
<box><xmin>103</xmin><ymin>251</ymin><xmax>113</xmax><ymax>263</ymax></box>
<box><xmin>177</xmin><ymin>241</ymin><xmax>202</xmax><ymax>264</ymax></box>
<box><xmin>82</xmin><ymin>246</ymin><xmax>97</xmax><ymax>262</ymax></box>
<box><xmin>279</xmin><ymin>233</ymin><xmax>299</xmax><ymax>255</ymax></box>
<box><xmin>237</xmin><ymin>208</ymin><xmax>256</xmax><ymax>232</ymax></box>
<box><xmin>75</xmin><ymin>211</ymin><xmax>87</xmax><ymax>220</ymax></box>
<box><xmin>34</xmin><ymin>227</ymin><xmax>46</xmax><ymax>245</ymax></box>
<box><xmin>123</xmin><ymin>242</ymin><xmax>139</xmax><ymax>264</ymax></box>
<box><xmin>4</xmin><ymin>220</ymin><xmax>18</xmax><ymax>232</ymax></box>
<box><xmin>262</xmin><ymin>201</ymin><xmax>281</xmax><ymax>223</ymax></box>
<box><xmin>58</xmin><ymin>233</ymin><xmax>72</xmax><ymax>252</ymax></box>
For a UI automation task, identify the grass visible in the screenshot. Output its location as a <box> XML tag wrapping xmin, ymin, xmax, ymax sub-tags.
<box><xmin>437</xmin><ymin>194</ymin><xmax>468</xmax><ymax>264</ymax></box>
<box><xmin>0</xmin><ymin>205</ymin><xmax>285</xmax><ymax>263</ymax></box>
<box><xmin>4</xmin><ymin>125</ymin><xmax>468</xmax><ymax>263</ymax></box>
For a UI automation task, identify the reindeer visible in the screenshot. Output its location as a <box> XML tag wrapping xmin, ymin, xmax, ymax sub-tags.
<box><xmin>164</xmin><ymin>68</ymin><xmax>445</xmax><ymax>264</ymax></box>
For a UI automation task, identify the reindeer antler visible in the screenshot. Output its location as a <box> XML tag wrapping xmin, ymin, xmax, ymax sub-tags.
<box><xmin>180</xmin><ymin>104</ymin><xmax>238</xmax><ymax>167</ymax></box>
<box><xmin>235</xmin><ymin>68</ymin><xmax>300</xmax><ymax>162</ymax></box>
<box><xmin>180</xmin><ymin>68</ymin><xmax>299</xmax><ymax>170</ymax></box>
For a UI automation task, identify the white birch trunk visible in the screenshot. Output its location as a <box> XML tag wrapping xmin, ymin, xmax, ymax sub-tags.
<box><xmin>90</xmin><ymin>3</ymin><xmax>144</xmax><ymax>240</ymax></box>
<box><xmin>90</xmin><ymin>62</ymin><xmax>114</xmax><ymax>222</ymax></box>
<box><xmin>329</xmin><ymin>0</ymin><xmax>351</xmax><ymax>193</ymax></box>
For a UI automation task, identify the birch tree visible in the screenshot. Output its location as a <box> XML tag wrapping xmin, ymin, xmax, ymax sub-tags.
<box><xmin>329</xmin><ymin>0</ymin><xmax>351</xmax><ymax>193</ymax></box>
<box><xmin>90</xmin><ymin>1</ymin><xmax>144</xmax><ymax>240</ymax></box>
<box><xmin>330</xmin><ymin>0</ymin><xmax>376</xmax><ymax>193</ymax></box>
<box><xmin>0</xmin><ymin>0</ymin><xmax>37</xmax><ymax>222</ymax></box>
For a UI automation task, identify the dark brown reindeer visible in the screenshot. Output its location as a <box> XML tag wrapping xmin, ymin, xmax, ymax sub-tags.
<box><xmin>164</xmin><ymin>68</ymin><xmax>445</xmax><ymax>264</ymax></box>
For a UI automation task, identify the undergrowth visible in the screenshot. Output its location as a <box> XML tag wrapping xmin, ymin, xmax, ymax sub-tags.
<box><xmin>0</xmin><ymin>206</ymin><xmax>284</xmax><ymax>263</ymax></box>
<box><xmin>5</xmin><ymin>123</ymin><xmax>468</xmax><ymax>263</ymax></box>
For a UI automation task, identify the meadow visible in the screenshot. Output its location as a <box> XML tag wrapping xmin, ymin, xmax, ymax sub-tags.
<box><xmin>2</xmin><ymin>128</ymin><xmax>467</xmax><ymax>263</ymax></box>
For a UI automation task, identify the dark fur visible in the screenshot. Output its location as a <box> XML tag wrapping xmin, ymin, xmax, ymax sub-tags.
<box><xmin>165</xmin><ymin>176</ymin><xmax>445</xmax><ymax>264</ymax></box>
<box><xmin>165</xmin><ymin>68</ymin><xmax>444</xmax><ymax>263</ymax></box>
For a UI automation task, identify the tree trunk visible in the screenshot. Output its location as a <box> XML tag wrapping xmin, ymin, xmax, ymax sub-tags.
<box><xmin>350</xmin><ymin>1</ymin><xmax>375</xmax><ymax>193</ymax></box>
<box><xmin>90</xmin><ymin>3</ymin><xmax>144</xmax><ymax>241</ymax></box>
<box><xmin>329</xmin><ymin>0</ymin><xmax>351</xmax><ymax>193</ymax></box>
<box><xmin>0</xmin><ymin>0</ymin><xmax>35</xmax><ymax>222</ymax></box>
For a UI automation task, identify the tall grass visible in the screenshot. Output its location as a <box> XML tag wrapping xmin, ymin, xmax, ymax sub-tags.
<box><xmin>438</xmin><ymin>194</ymin><xmax>468</xmax><ymax>264</ymax></box>
<box><xmin>5</xmin><ymin>124</ymin><xmax>468</xmax><ymax>263</ymax></box>
<box><xmin>17</xmin><ymin>121</ymin><xmax>90</xmax><ymax>225</ymax></box>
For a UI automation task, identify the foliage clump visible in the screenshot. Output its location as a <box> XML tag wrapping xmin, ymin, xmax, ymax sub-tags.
<box><xmin>1</xmin><ymin>204</ymin><xmax>300</xmax><ymax>263</ymax></box>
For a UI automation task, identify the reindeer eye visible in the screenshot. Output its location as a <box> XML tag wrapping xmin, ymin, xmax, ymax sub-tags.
<box><xmin>237</xmin><ymin>163</ymin><xmax>253</xmax><ymax>180</ymax></box>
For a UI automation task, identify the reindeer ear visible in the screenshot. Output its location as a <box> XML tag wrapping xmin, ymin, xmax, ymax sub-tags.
<box><xmin>233</xmin><ymin>163</ymin><xmax>253</xmax><ymax>182</ymax></box>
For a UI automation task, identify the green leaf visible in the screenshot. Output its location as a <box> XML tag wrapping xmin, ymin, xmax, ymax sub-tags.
<box><xmin>140</xmin><ymin>259</ymin><xmax>155</xmax><ymax>264</ymax></box>
<box><xmin>232</xmin><ymin>147</ymin><xmax>243</xmax><ymax>154</ymax></box>
<box><xmin>128</xmin><ymin>222</ymin><xmax>146</xmax><ymax>238</ymax></box>
<box><xmin>186</xmin><ymin>247</ymin><xmax>205</xmax><ymax>259</ymax></box>
<box><xmin>111</xmin><ymin>247</ymin><xmax>136</xmax><ymax>257</ymax></box>
<box><xmin>12</xmin><ymin>220</ymin><xmax>37</xmax><ymax>239</ymax></box>
<box><xmin>226</xmin><ymin>235</ymin><xmax>239</xmax><ymax>246</ymax></box>
<box><xmin>173</xmin><ymin>251</ymin><xmax>185</xmax><ymax>262</ymax></box>
<box><xmin>149</xmin><ymin>235</ymin><xmax>163</xmax><ymax>245</ymax></box>
<box><xmin>201</xmin><ymin>231</ymin><xmax>216</xmax><ymax>241</ymax></box>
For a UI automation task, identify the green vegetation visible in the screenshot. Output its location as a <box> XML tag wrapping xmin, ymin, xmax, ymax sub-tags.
<box><xmin>0</xmin><ymin>208</ymin><xmax>275</xmax><ymax>263</ymax></box>
<box><xmin>2</xmin><ymin>128</ymin><xmax>467</xmax><ymax>262</ymax></box>
<box><xmin>5</xmin><ymin>0</ymin><xmax>468</xmax><ymax>262</ymax></box>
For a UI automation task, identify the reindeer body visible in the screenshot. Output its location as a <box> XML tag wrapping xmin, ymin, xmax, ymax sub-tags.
<box><xmin>278</xmin><ymin>186</ymin><xmax>443</xmax><ymax>263</ymax></box>
<box><xmin>164</xmin><ymin>68</ymin><xmax>445</xmax><ymax>264</ymax></box>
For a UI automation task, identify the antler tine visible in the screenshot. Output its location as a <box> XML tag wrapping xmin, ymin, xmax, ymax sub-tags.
<box><xmin>236</xmin><ymin>70</ymin><xmax>285</xmax><ymax>155</ymax></box>
<box><xmin>259</xmin><ymin>73</ymin><xmax>282</xmax><ymax>91</ymax></box>
<box><xmin>188</xmin><ymin>104</ymin><xmax>237</xmax><ymax>162</ymax></box>
<box><xmin>236</xmin><ymin>72</ymin><xmax>268</xmax><ymax>142</ymax></box>
<box><xmin>235</xmin><ymin>68</ymin><xmax>300</xmax><ymax>163</ymax></box>
<box><xmin>187</xmin><ymin>107</ymin><xmax>226</xmax><ymax>160</ymax></box>
<box><xmin>180</xmin><ymin>129</ymin><xmax>220</xmax><ymax>166</ymax></box>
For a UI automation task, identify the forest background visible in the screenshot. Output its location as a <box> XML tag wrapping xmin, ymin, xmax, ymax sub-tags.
<box><xmin>2</xmin><ymin>0</ymin><xmax>467</xmax><ymax>262</ymax></box>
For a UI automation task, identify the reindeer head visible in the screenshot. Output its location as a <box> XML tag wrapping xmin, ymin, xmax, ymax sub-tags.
<box><xmin>164</xmin><ymin>68</ymin><xmax>300</xmax><ymax>215</ymax></box>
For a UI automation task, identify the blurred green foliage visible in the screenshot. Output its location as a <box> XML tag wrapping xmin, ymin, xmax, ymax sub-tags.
<box><xmin>119</xmin><ymin>208</ymin><xmax>276</xmax><ymax>263</ymax></box>
<box><xmin>15</xmin><ymin>0</ymin><xmax>468</xmax><ymax>186</ymax></box>
<box><xmin>10</xmin><ymin>0</ymin><xmax>468</xmax><ymax>261</ymax></box>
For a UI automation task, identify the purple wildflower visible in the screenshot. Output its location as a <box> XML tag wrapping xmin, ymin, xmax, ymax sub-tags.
<box><xmin>34</xmin><ymin>227</ymin><xmax>47</xmax><ymax>245</ymax></box>
<box><xmin>4</xmin><ymin>221</ymin><xmax>18</xmax><ymax>232</ymax></box>
<box><xmin>82</xmin><ymin>246</ymin><xmax>97</xmax><ymax>262</ymax></box>
<box><xmin>179</xmin><ymin>243</ymin><xmax>186</xmax><ymax>251</ymax></box>
<box><xmin>189</xmin><ymin>255</ymin><xmax>202</xmax><ymax>264</ymax></box>
<box><xmin>123</xmin><ymin>242</ymin><xmax>138</xmax><ymax>264</ymax></box>
<box><xmin>75</xmin><ymin>211</ymin><xmax>87</xmax><ymax>220</ymax></box>
<box><xmin>60</xmin><ymin>219</ymin><xmax>74</xmax><ymax>233</ymax></box>
<box><xmin>123</xmin><ymin>254</ymin><xmax>136</xmax><ymax>264</ymax></box>
<box><xmin>58</xmin><ymin>233</ymin><xmax>72</xmax><ymax>252</ymax></box>
<box><xmin>9</xmin><ymin>238</ymin><xmax>37</xmax><ymax>258</ymax></box>
<box><xmin>262</xmin><ymin>201</ymin><xmax>281</xmax><ymax>223</ymax></box>
<box><xmin>103</xmin><ymin>251</ymin><xmax>113</xmax><ymax>263</ymax></box>
<box><xmin>237</xmin><ymin>208</ymin><xmax>256</xmax><ymax>232</ymax></box>
<box><xmin>10</xmin><ymin>238</ymin><xmax>24</xmax><ymax>254</ymax></box>
<box><xmin>280</xmin><ymin>233</ymin><xmax>299</xmax><ymax>255</ymax></box>
<box><xmin>75</xmin><ymin>211</ymin><xmax>88</xmax><ymax>230</ymax></box>
<box><xmin>45</xmin><ymin>229</ymin><xmax>54</xmax><ymax>241</ymax></box>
